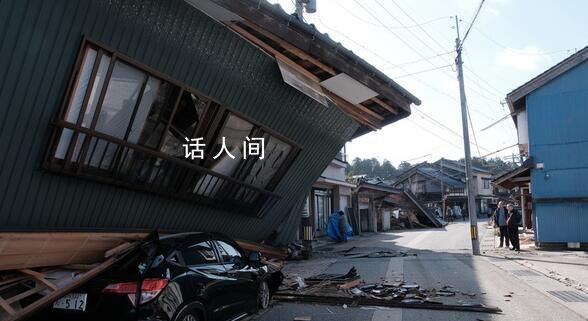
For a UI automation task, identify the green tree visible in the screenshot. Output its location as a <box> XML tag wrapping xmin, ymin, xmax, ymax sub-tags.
<box><xmin>398</xmin><ymin>161</ymin><xmax>412</xmax><ymax>173</ymax></box>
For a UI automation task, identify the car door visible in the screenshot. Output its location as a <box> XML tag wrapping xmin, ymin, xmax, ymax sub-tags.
<box><xmin>179</xmin><ymin>238</ymin><xmax>236</xmax><ymax>321</ymax></box>
<box><xmin>213</xmin><ymin>239</ymin><xmax>259</xmax><ymax>313</ymax></box>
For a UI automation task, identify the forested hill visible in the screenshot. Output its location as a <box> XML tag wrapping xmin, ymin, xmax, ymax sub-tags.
<box><xmin>346</xmin><ymin>157</ymin><xmax>517</xmax><ymax>180</ymax></box>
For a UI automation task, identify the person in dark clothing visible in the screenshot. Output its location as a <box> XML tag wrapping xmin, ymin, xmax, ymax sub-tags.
<box><xmin>506</xmin><ymin>203</ymin><xmax>522</xmax><ymax>251</ymax></box>
<box><xmin>338</xmin><ymin>210</ymin><xmax>349</xmax><ymax>242</ymax></box>
<box><xmin>493</xmin><ymin>201</ymin><xmax>509</xmax><ymax>247</ymax></box>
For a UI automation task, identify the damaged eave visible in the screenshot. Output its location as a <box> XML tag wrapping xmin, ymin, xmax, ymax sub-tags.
<box><xmin>186</xmin><ymin>0</ymin><xmax>420</xmax><ymax>137</ymax></box>
<box><xmin>492</xmin><ymin>158</ymin><xmax>533</xmax><ymax>189</ymax></box>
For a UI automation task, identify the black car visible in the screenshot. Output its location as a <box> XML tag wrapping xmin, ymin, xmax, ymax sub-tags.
<box><xmin>40</xmin><ymin>232</ymin><xmax>282</xmax><ymax>321</ymax></box>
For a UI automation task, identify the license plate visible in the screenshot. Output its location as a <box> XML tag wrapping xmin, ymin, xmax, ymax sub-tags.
<box><xmin>53</xmin><ymin>293</ymin><xmax>87</xmax><ymax>311</ymax></box>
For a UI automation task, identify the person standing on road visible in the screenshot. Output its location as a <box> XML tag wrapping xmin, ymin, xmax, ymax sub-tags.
<box><xmin>506</xmin><ymin>203</ymin><xmax>521</xmax><ymax>251</ymax></box>
<box><xmin>338</xmin><ymin>210</ymin><xmax>349</xmax><ymax>242</ymax></box>
<box><xmin>446</xmin><ymin>205</ymin><xmax>454</xmax><ymax>223</ymax></box>
<box><xmin>453</xmin><ymin>204</ymin><xmax>462</xmax><ymax>221</ymax></box>
<box><xmin>493</xmin><ymin>201</ymin><xmax>509</xmax><ymax>248</ymax></box>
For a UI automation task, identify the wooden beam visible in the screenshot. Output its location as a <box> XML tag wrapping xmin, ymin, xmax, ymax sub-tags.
<box><xmin>6</xmin><ymin>285</ymin><xmax>45</xmax><ymax>305</ymax></box>
<box><xmin>370</xmin><ymin>97</ymin><xmax>399</xmax><ymax>115</ymax></box>
<box><xmin>323</xmin><ymin>88</ymin><xmax>382</xmax><ymax>124</ymax></box>
<box><xmin>229</xmin><ymin>23</ymin><xmax>381</xmax><ymax>130</ymax></box>
<box><xmin>241</xmin><ymin>21</ymin><xmax>337</xmax><ymax>76</ymax></box>
<box><xmin>323</xmin><ymin>89</ymin><xmax>380</xmax><ymax>130</ymax></box>
<box><xmin>104</xmin><ymin>242</ymin><xmax>132</xmax><ymax>259</ymax></box>
<box><xmin>0</xmin><ymin>296</ymin><xmax>16</xmax><ymax>316</ymax></box>
<box><xmin>351</xmin><ymin>100</ymin><xmax>385</xmax><ymax>121</ymax></box>
<box><xmin>18</xmin><ymin>269</ymin><xmax>59</xmax><ymax>291</ymax></box>
<box><xmin>327</xmin><ymin>96</ymin><xmax>380</xmax><ymax>130</ymax></box>
<box><xmin>208</xmin><ymin>0</ymin><xmax>418</xmax><ymax>108</ymax></box>
<box><xmin>6</xmin><ymin>242</ymin><xmax>141</xmax><ymax>321</ymax></box>
<box><xmin>228</xmin><ymin>23</ymin><xmax>321</xmax><ymax>83</ymax></box>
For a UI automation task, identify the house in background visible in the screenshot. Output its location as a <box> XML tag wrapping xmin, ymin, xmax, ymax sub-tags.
<box><xmin>308</xmin><ymin>147</ymin><xmax>355</xmax><ymax>236</ymax></box>
<box><xmin>392</xmin><ymin>159</ymin><xmax>495</xmax><ymax>217</ymax></box>
<box><xmin>505</xmin><ymin>46</ymin><xmax>588</xmax><ymax>249</ymax></box>
<box><xmin>434</xmin><ymin>159</ymin><xmax>495</xmax><ymax>216</ymax></box>
<box><xmin>349</xmin><ymin>177</ymin><xmax>442</xmax><ymax>233</ymax></box>
<box><xmin>0</xmin><ymin>0</ymin><xmax>421</xmax><ymax>248</ymax></box>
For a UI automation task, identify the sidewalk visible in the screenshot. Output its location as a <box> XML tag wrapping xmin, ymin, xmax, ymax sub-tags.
<box><xmin>481</xmin><ymin>224</ymin><xmax>588</xmax><ymax>295</ymax></box>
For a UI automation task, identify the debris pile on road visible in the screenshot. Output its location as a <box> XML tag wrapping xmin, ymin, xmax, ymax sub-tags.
<box><xmin>337</xmin><ymin>247</ymin><xmax>417</xmax><ymax>259</ymax></box>
<box><xmin>304</xmin><ymin>267</ymin><xmax>361</xmax><ymax>289</ymax></box>
<box><xmin>274</xmin><ymin>267</ymin><xmax>502</xmax><ymax>314</ymax></box>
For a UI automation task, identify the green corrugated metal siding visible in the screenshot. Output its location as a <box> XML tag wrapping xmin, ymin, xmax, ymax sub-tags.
<box><xmin>0</xmin><ymin>0</ymin><xmax>358</xmax><ymax>244</ymax></box>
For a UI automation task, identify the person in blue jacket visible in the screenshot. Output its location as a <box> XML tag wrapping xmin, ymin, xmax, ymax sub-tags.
<box><xmin>327</xmin><ymin>210</ymin><xmax>352</xmax><ymax>242</ymax></box>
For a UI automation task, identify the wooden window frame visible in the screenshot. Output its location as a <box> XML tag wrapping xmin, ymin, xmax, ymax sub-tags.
<box><xmin>43</xmin><ymin>37</ymin><xmax>301</xmax><ymax>217</ymax></box>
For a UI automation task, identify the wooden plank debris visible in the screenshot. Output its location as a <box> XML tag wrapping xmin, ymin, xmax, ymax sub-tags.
<box><xmin>278</xmin><ymin>265</ymin><xmax>501</xmax><ymax>314</ymax></box>
<box><xmin>17</xmin><ymin>269</ymin><xmax>58</xmax><ymax>291</ymax></box>
<box><xmin>273</xmin><ymin>292</ymin><xmax>502</xmax><ymax>314</ymax></box>
<box><xmin>0</xmin><ymin>239</ymin><xmax>143</xmax><ymax>321</ymax></box>
<box><xmin>236</xmin><ymin>239</ymin><xmax>287</xmax><ymax>260</ymax></box>
<box><xmin>0</xmin><ymin>232</ymin><xmax>147</xmax><ymax>271</ymax></box>
<box><xmin>104</xmin><ymin>242</ymin><xmax>132</xmax><ymax>258</ymax></box>
<box><xmin>369</xmin><ymin>97</ymin><xmax>399</xmax><ymax>115</ymax></box>
<box><xmin>240</xmin><ymin>21</ymin><xmax>337</xmax><ymax>76</ymax></box>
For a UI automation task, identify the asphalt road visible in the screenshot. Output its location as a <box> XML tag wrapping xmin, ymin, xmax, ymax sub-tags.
<box><xmin>254</xmin><ymin>222</ymin><xmax>587</xmax><ymax>321</ymax></box>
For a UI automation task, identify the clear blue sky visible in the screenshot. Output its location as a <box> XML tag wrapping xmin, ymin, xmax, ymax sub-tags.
<box><xmin>270</xmin><ymin>0</ymin><xmax>588</xmax><ymax>166</ymax></box>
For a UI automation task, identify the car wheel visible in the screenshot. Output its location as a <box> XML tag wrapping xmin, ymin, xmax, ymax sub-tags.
<box><xmin>174</xmin><ymin>308</ymin><xmax>201</xmax><ymax>321</ymax></box>
<box><xmin>181</xmin><ymin>314</ymin><xmax>199</xmax><ymax>321</ymax></box>
<box><xmin>258</xmin><ymin>280</ymin><xmax>270</xmax><ymax>309</ymax></box>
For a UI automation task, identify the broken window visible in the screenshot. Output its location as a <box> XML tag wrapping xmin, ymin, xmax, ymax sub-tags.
<box><xmin>46</xmin><ymin>41</ymin><xmax>299</xmax><ymax>216</ymax></box>
<box><xmin>244</xmin><ymin>136</ymin><xmax>291</xmax><ymax>188</ymax></box>
<box><xmin>214</xmin><ymin>240</ymin><xmax>243</xmax><ymax>265</ymax></box>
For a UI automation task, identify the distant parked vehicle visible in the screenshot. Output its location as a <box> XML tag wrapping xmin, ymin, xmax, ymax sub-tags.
<box><xmin>38</xmin><ymin>232</ymin><xmax>282</xmax><ymax>321</ymax></box>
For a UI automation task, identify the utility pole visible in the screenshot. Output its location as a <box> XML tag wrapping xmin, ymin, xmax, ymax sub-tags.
<box><xmin>454</xmin><ymin>16</ymin><xmax>480</xmax><ymax>255</ymax></box>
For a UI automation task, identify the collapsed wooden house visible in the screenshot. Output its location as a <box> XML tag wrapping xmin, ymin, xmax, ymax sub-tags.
<box><xmin>0</xmin><ymin>0</ymin><xmax>420</xmax><ymax>293</ymax></box>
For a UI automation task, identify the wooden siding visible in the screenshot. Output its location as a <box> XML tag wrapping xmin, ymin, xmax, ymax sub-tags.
<box><xmin>0</xmin><ymin>0</ymin><xmax>359</xmax><ymax>244</ymax></box>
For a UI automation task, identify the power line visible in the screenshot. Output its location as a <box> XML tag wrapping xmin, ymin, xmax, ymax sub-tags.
<box><xmin>314</xmin><ymin>5</ymin><xmax>505</xmax><ymax>151</ymax></box>
<box><xmin>461</xmin><ymin>51</ymin><xmax>506</xmax><ymax>97</ymax></box>
<box><xmin>375</xmin><ymin>0</ymin><xmax>504</xmax><ymax>102</ymax></box>
<box><xmin>319</xmin><ymin>4</ymin><xmax>503</xmax><ymax>113</ymax></box>
<box><xmin>459</xmin><ymin>0</ymin><xmax>485</xmax><ymax>48</ymax></box>
<box><xmin>369</xmin><ymin>1</ymin><xmax>506</xmax><ymax>111</ymax></box>
<box><xmin>395</xmin><ymin>64</ymin><xmax>453</xmax><ymax>78</ymax></box>
<box><xmin>480</xmin><ymin>112</ymin><xmax>514</xmax><ymax>131</ymax></box>
<box><xmin>481</xmin><ymin>143</ymin><xmax>518</xmax><ymax>158</ymax></box>
<box><xmin>466</xmin><ymin>104</ymin><xmax>482</xmax><ymax>156</ymax></box>
<box><xmin>381</xmin><ymin>51</ymin><xmax>456</xmax><ymax>70</ymax></box>
<box><xmin>387</xmin><ymin>0</ymin><xmax>507</xmax><ymax>101</ymax></box>
<box><xmin>413</xmin><ymin>109</ymin><xmax>463</xmax><ymax>139</ymax></box>
<box><xmin>402</xmin><ymin>153</ymin><xmax>432</xmax><ymax>163</ymax></box>
<box><xmin>336</xmin><ymin>2</ymin><xmax>448</xmax><ymax>30</ymax></box>
<box><xmin>407</xmin><ymin>118</ymin><xmax>465</xmax><ymax>151</ymax></box>
<box><xmin>313</xmin><ymin>13</ymin><xmax>474</xmax><ymax>117</ymax></box>
<box><xmin>413</xmin><ymin>108</ymin><xmax>492</xmax><ymax>153</ymax></box>
<box><xmin>472</xmin><ymin>25</ymin><xmax>577</xmax><ymax>56</ymax></box>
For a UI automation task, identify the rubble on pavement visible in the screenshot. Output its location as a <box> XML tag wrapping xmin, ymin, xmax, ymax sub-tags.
<box><xmin>274</xmin><ymin>266</ymin><xmax>502</xmax><ymax>314</ymax></box>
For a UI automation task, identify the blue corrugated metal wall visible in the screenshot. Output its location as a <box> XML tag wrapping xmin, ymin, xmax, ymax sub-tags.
<box><xmin>527</xmin><ymin>59</ymin><xmax>588</xmax><ymax>243</ymax></box>
<box><xmin>0</xmin><ymin>0</ymin><xmax>359</xmax><ymax>245</ymax></box>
